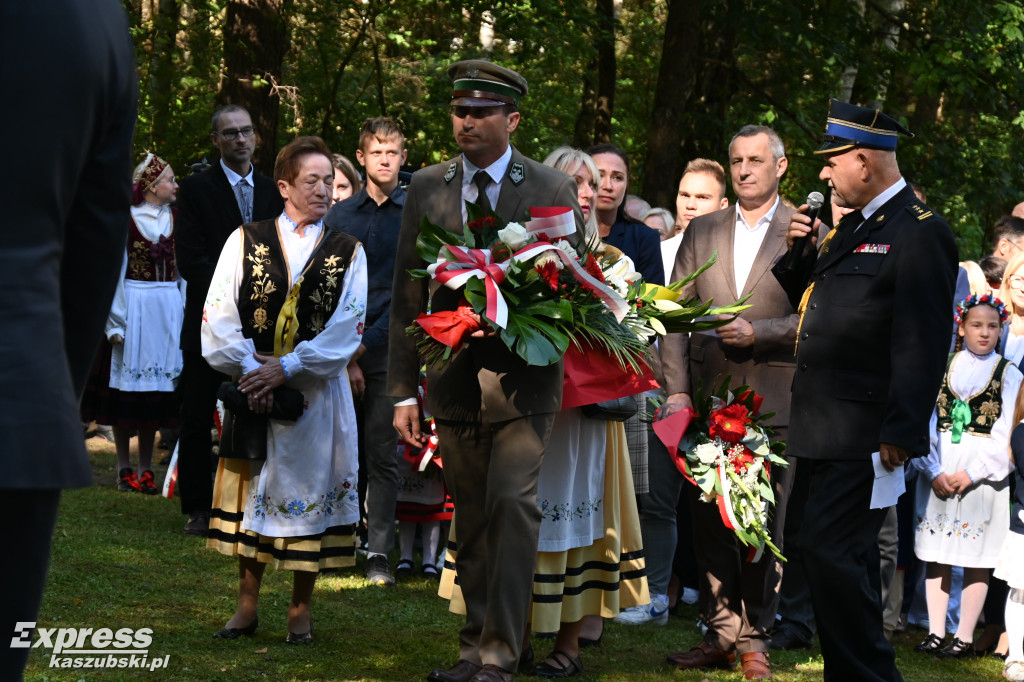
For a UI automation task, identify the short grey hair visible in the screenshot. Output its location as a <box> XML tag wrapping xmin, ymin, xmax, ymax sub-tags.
<box><xmin>729</xmin><ymin>124</ymin><xmax>785</xmax><ymax>161</ymax></box>
<box><xmin>641</xmin><ymin>207</ymin><xmax>675</xmax><ymax>238</ymax></box>
<box><xmin>211</xmin><ymin>104</ymin><xmax>250</xmax><ymax>132</ymax></box>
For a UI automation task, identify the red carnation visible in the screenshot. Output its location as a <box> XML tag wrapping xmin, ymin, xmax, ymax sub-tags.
<box><xmin>709</xmin><ymin>404</ymin><xmax>750</xmax><ymax>443</ymax></box>
<box><xmin>536</xmin><ymin>261</ymin><xmax>560</xmax><ymax>291</ymax></box>
<box><xmin>468</xmin><ymin>216</ymin><xmax>498</xmax><ymax>232</ymax></box>
<box><xmin>584</xmin><ymin>253</ymin><xmax>606</xmax><ymax>282</ymax></box>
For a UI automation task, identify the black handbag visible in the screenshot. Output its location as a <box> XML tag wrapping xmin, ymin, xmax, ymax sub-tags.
<box><xmin>216</xmin><ymin>382</ymin><xmax>305</xmax><ymax>460</ymax></box>
<box><xmin>580</xmin><ymin>394</ymin><xmax>638</xmax><ymax>422</ymax></box>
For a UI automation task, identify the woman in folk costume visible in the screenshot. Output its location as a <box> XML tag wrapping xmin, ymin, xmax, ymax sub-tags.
<box><xmin>81</xmin><ymin>153</ymin><xmax>184</xmax><ymax>494</ymax></box>
<box><xmin>912</xmin><ymin>295</ymin><xmax>1021</xmax><ymax>658</ymax></box>
<box><xmin>202</xmin><ymin>136</ymin><xmax>367</xmax><ymax>644</ymax></box>
<box><xmin>439</xmin><ymin>147</ymin><xmax>649</xmax><ymax>678</ymax></box>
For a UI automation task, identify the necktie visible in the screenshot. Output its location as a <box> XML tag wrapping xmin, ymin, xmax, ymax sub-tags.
<box><xmin>473</xmin><ymin>171</ymin><xmax>493</xmax><ymax>214</ymax></box>
<box><xmin>838</xmin><ymin>209</ymin><xmax>864</xmax><ymax>232</ymax></box>
<box><xmin>827</xmin><ymin>209</ymin><xmax>863</xmax><ymax>254</ymax></box>
<box><xmin>234</xmin><ymin>180</ymin><xmax>253</xmax><ymax>223</ymax></box>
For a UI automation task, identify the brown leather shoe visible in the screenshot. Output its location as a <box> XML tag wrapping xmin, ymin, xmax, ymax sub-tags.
<box><xmin>427</xmin><ymin>660</ymin><xmax>481</xmax><ymax>682</ymax></box>
<box><xmin>666</xmin><ymin>641</ymin><xmax>736</xmax><ymax>669</ymax></box>
<box><xmin>741</xmin><ymin>652</ymin><xmax>772</xmax><ymax>680</ymax></box>
<box><xmin>469</xmin><ymin>664</ymin><xmax>514</xmax><ymax>681</ymax></box>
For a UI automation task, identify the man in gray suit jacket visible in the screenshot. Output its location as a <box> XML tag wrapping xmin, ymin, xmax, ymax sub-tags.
<box><xmin>659</xmin><ymin>125</ymin><xmax>797</xmax><ymax>680</ymax></box>
<box><xmin>389</xmin><ymin>61</ymin><xmax>583</xmax><ymax>682</ymax></box>
<box><xmin>0</xmin><ymin>2</ymin><xmax>137</xmax><ymax>678</ymax></box>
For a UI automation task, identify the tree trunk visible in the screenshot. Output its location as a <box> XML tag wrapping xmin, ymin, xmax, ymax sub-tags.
<box><xmin>838</xmin><ymin>0</ymin><xmax>866</xmax><ymax>102</ymax></box>
<box><xmin>572</xmin><ymin>63</ymin><xmax>598</xmax><ymax>150</ymax></box>
<box><xmin>593</xmin><ymin>0</ymin><xmax>616</xmax><ymax>144</ymax></box>
<box><xmin>221</xmin><ymin>0</ymin><xmax>292</xmax><ymax>175</ymax></box>
<box><xmin>641</xmin><ymin>0</ymin><xmax>703</xmax><ymax>208</ymax></box>
<box><xmin>872</xmin><ymin>0</ymin><xmax>904</xmax><ymax>107</ymax></box>
<box><xmin>679</xmin><ymin>0</ymin><xmax>739</xmax><ymax>165</ymax></box>
<box><xmin>149</xmin><ymin>0</ymin><xmax>181</xmax><ymax>154</ymax></box>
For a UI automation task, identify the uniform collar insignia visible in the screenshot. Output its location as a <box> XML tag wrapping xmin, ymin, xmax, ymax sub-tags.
<box><xmin>444</xmin><ymin>162</ymin><xmax>458</xmax><ymax>184</ymax></box>
<box><xmin>508</xmin><ymin>162</ymin><xmax>525</xmax><ymax>185</ymax></box>
<box><xmin>875</xmin><ymin>214</ymin><xmax>885</xmax><ymax>222</ymax></box>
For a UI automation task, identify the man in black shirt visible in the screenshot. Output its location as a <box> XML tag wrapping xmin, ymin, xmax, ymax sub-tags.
<box><xmin>324</xmin><ymin>117</ymin><xmax>407</xmax><ymax>586</ymax></box>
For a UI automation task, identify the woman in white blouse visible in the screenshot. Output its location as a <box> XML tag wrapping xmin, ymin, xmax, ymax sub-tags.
<box><xmin>202</xmin><ymin>137</ymin><xmax>367</xmax><ymax>644</ymax></box>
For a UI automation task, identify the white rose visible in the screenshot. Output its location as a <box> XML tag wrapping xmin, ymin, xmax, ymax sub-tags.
<box><xmin>498</xmin><ymin>222</ymin><xmax>529</xmax><ymax>250</ymax></box>
<box><xmin>694</xmin><ymin>441</ymin><xmax>721</xmax><ymax>465</ymax></box>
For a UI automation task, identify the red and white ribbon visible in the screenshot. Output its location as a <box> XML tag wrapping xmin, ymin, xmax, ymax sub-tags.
<box><xmin>429</xmin><ymin>245</ymin><xmax>509</xmax><ymax>325</ymax></box>
<box><xmin>525</xmin><ymin>206</ymin><xmax>577</xmax><ymax>240</ymax></box>
<box><xmin>716</xmin><ymin>460</ymin><xmax>764</xmax><ymax>563</ymax></box>
<box><xmin>426</xmin><ymin>206</ymin><xmax>629</xmax><ymax>329</ymax></box>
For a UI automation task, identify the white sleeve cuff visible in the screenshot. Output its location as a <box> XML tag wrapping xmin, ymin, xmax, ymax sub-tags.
<box><xmin>280</xmin><ymin>354</ymin><xmax>300</xmax><ymax>379</ymax></box>
<box><xmin>240</xmin><ymin>355</ymin><xmax>262</xmax><ymax>376</ymax></box>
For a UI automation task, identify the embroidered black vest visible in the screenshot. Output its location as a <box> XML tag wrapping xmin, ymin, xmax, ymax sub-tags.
<box><xmin>935</xmin><ymin>353</ymin><xmax>1011</xmax><ymax>438</ymax></box>
<box><xmin>237</xmin><ymin>219</ymin><xmax>359</xmax><ymax>355</ymax></box>
<box><xmin>126</xmin><ymin>215</ymin><xmax>177</xmax><ymax>282</ymax></box>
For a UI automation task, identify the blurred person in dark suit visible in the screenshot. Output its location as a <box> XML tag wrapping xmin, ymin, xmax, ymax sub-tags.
<box><xmin>0</xmin><ymin>1</ymin><xmax>137</xmax><ymax>678</ymax></box>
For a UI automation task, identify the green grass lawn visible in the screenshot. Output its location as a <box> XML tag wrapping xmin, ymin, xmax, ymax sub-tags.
<box><xmin>25</xmin><ymin>441</ymin><xmax>1007</xmax><ymax>681</ymax></box>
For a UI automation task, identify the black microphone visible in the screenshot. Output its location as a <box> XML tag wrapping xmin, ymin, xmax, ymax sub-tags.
<box><xmin>781</xmin><ymin>191</ymin><xmax>825</xmax><ymax>271</ymax></box>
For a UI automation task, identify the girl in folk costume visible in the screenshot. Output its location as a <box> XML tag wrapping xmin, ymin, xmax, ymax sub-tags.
<box><xmin>394</xmin><ymin>390</ymin><xmax>453</xmax><ymax>580</ymax></box>
<box><xmin>997</xmin><ymin>415</ymin><xmax>1024</xmax><ymax>680</ymax></box>
<box><xmin>202</xmin><ymin>137</ymin><xmax>366</xmax><ymax>643</ymax></box>
<box><xmin>913</xmin><ymin>294</ymin><xmax>1021</xmax><ymax>658</ymax></box>
<box><xmin>82</xmin><ymin>153</ymin><xmax>184</xmax><ymax>494</ymax></box>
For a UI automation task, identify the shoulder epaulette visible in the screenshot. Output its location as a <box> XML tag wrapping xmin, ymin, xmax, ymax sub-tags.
<box><xmin>905</xmin><ymin>201</ymin><xmax>934</xmax><ymax>221</ymax></box>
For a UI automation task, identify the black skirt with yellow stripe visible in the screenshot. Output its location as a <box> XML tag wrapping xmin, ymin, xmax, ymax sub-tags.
<box><xmin>206</xmin><ymin>458</ymin><xmax>356</xmax><ymax>572</ymax></box>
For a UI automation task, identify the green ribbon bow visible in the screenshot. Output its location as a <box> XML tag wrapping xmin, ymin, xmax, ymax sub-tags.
<box><xmin>949</xmin><ymin>398</ymin><xmax>972</xmax><ymax>444</ymax></box>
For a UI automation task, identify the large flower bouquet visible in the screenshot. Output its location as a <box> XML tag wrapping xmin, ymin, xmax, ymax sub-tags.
<box><xmin>407</xmin><ymin>203</ymin><xmax>750</xmax><ymax>373</ymax></box>
<box><xmin>652</xmin><ymin>377</ymin><xmax>788</xmax><ymax>561</ymax></box>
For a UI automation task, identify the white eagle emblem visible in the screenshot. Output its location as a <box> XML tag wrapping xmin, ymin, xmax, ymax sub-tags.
<box><xmin>508</xmin><ymin>162</ymin><xmax>525</xmax><ymax>185</ymax></box>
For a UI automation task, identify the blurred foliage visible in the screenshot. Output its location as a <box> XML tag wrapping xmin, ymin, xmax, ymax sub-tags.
<box><xmin>127</xmin><ymin>0</ymin><xmax>1024</xmax><ymax>258</ymax></box>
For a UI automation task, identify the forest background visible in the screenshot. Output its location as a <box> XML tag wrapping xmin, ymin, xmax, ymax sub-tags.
<box><xmin>126</xmin><ymin>0</ymin><xmax>1024</xmax><ymax>259</ymax></box>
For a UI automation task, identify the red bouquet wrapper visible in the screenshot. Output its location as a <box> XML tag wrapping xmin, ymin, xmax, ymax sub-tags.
<box><xmin>414</xmin><ymin>306</ymin><xmax>481</xmax><ymax>349</ymax></box>
<box><xmin>653</xmin><ymin>407</ymin><xmax>696</xmax><ymax>484</ymax></box>
<box><xmin>561</xmin><ymin>345</ymin><xmax>659</xmax><ymax>410</ymax></box>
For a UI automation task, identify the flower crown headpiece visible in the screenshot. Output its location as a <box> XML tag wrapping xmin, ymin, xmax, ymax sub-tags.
<box><xmin>954</xmin><ymin>293</ymin><xmax>1008</xmax><ymax>325</ymax></box>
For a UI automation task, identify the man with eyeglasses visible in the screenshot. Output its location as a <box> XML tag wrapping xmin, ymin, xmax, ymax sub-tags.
<box><xmin>323</xmin><ymin>117</ymin><xmax>408</xmax><ymax>587</ymax></box>
<box><xmin>990</xmin><ymin>215</ymin><xmax>1024</xmax><ymax>260</ymax></box>
<box><xmin>389</xmin><ymin>60</ymin><xmax>583</xmax><ymax>682</ymax></box>
<box><xmin>174</xmin><ymin>104</ymin><xmax>284</xmax><ymax>538</ymax></box>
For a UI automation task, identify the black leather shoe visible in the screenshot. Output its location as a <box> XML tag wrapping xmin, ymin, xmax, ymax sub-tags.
<box><xmin>213</xmin><ymin>617</ymin><xmax>258</xmax><ymax>639</ymax></box>
<box><xmin>285</xmin><ymin>619</ymin><xmax>313</xmax><ymax>644</ymax></box>
<box><xmin>769</xmin><ymin>630</ymin><xmax>812</xmax><ymax>650</ymax></box>
<box><xmin>427</xmin><ymin>660</ymin><xmax>481</xmax><ymax>682</ymax></box>
<box><xmin>914</xmin><ymin>633</ymin><xmax>945</xmax><ymax>654</ymax></box>
<box><xmin>469</xmin><ymin>664</ymin><xmax>513</xmax><ymax>682</ymax></box>
<box><xmin>936</xmin><ymin>636</ymin><xmax>975</xmax><ymax>659</ymax></box>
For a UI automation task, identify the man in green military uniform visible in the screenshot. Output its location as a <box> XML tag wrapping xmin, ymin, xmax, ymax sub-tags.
<box><xmin>388</xmin><ymin>60</ymin><xmax>584</xmax><ymax>682</ymax></box>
